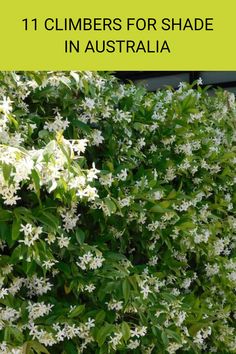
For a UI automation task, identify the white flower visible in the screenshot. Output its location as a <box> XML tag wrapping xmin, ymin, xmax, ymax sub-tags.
<box><xmin>0</xmin><ymin>306</ymin><xmax>20</xmax><ymax>324</ymax></box>
<box><xmin>175</xmin><ymin>310</ymin><xmax>186</xmax><ymax>326</ymax></box>
<box><xmin>150</xmin><ymin>144</ymin><xmax>157</xmax><ymax>153</ymax></box>
<box><xmin>89</xmin><ymin>255</ymin><xmax>105</xmax><ymax>270</ymax></box>
<box><xmin>130</xmin><ymin>326</ymin><xmax>147</xmax><ymax>338</ymax></box>
<box><xmin>87</xmin><ymin>163</ymin><xmax>100</xmax><ymax>182</ymax></box>
<box><xmin>109</xmin><ymin>331</ymin><xmax>123</xmax><ymax>350</ymax></box>
<box><xmin>107</xmin><ymin>299</ymin><xmax>123</xmax><ymax>311</ymax></box>
<box><xmin>19</xmin><ymin>223</ymin><xmax>43</xmax><ymax>246</ymax></box>
<box><xmin>69</xmin><ymin>175</ymin><xmax>86</xmax><ymax>189</ymax></box>
<box><xmin>227</xmin><ymin>271</ymin><xmax>236</xmax><ymax>282</ymax></box>
<box><xmin>153</xmin><ymin>190</ymin><xmax>164</xmax><ymax>200</ymax></box>
<box><xmin>27</xmin><ymin>301</ymin><xmax>54</xmax><ymax>320</ymax></box>
<box><xmin>167</xmin><ymin>342</ymin><xmax>183</xmax><ymax>354</ymax></box>
<box><xmin>2</xmin><ymin>264</ymin><xmax>13</xmax><ymax>275</ymax></box>
<box><xmin>0</xmin><ymin>342</ymin><xmax>7</xmax><ymax>351</ymax></box>
<box><xmin>140</xmin><ymin>281</ymin><xmax>152</xmax><ymax>299</ymax></box>
<box><xmin>99</xmin><ymin>173</ymin><xmax>113</xmax><ymax>187</ymax></box>
<box><xmin>44</xmin><ymin>112</ymin><xmax>69</xmax><ymax>132</ymax></box>
<box><xmin>194</xmin><ymin>229</ymin><xmax>210</xmax><ymax>244</ymax></box>
<box><xmin>57</xmin><ymin>235</ymin><xmax>70</xmax><ymax>248</ymax></box>
<box><xmin>193</xmin><ymin>327</ymin><xmax>211</xmax><ymax>347</ymax></box>
<box><xmin>77</xmin><ymin>251</ymin><xmax>104</xmax><ymax>271</ymax></box>
<box><xmin>10</xmin><ymin>349</ymin><xmax>22</xmax><ymax>354</ymax></box>
<box><xmin>147</xmin><ymin>221</ymin><xmax>159</xmax><ymax>231</ymax></box>
<box><xmin>213</xmin><ymin>238</ymin><xmax>225</xmax><ymax>255</ymax></box>
<box><xmin>164</xmin><ymin>166</ymin><xmax>176</xmax><ymax>182</ymax></box>
<box><xmin>117</xmin><ymin>169</ymin><xmax>128</xmax><ymax>181</ymax></box>
<box><xmin>1</xmin><ymin>185</ymin><xmax>21</xmax><ymax>206</ymax></box>
<box><xmin>127</xmin><ymin>339</ymin><xmax>140</xmax><ymax>349</ymax></box>
<box><xmin>197</xmin><ymin>77</ymin><xmax>203</xmax><ymax>85</ymax></box>
<box><xmin>86</xmin><ymin>318</ymin><xmax>95</xmax><ymax>329</ymax></box>
<box><xmin>82</xmin><ymin>185</ymin><xmax>99</xmax><ymax>201</ymax></box>
<box><xmin>137</xmin><ymin>137</ymin><xmax>146</xmax><ymax>149</ymax></box>
<box><xmin>71</xmin><ymin>139</ymin><xmax>88</xmax><ymax>155</ymax></box>
<box><xmin>60</xmin><ymin>207</ymin><xmax>80</xmax><ymax>231</ymax></box>
<box><xmin>228</xmin><ymin>92</ymin><xmax>235</xmax><ymax>108</ymax></box>
<box><xmin>0</xmin><ymin>288</ymin><xmax>8</xmax><ymax>299</ymax></box>
<box><xmin>0</xmin><ymin>96</ymin><xmax>13</xmax><ymax>114</ymax></box>
<box><xmin>8</xmin><ymin>277</ymin><xmax>24</xmax><ymax>296</ymax></box>
<box><xmin>25</xmin><ymin>275</ymin><xmax>53</xmax><ymax>296</ymax></box>
<box><xmin>83</xmin><ymin>97</ymin><xmax>96</xmax><ymax>110</ymax></box>
<box><xmin>42</xmin><ymin>259</ymin><xmax>58</xmax><ymax>270</ymax></box>
<box><xmin>182</xmin><ymin>278</ymin><xmax>192</xmax><ymax>289</ymax></box>
<box><xmin>178</xmin><ymin>82</ymin><xmax>187</xmax><ymax>90</ymax></box>
<box><xmin>148</xmin><ymin>256</ymin><xmax>158</xmax><ymax>266</ymax></box>
<box><xmin>84</xmin><ymin>283</ymin><xmax>96</xmax><ymax>293</ymax></box>
<box><xmin>118</xmin><ymin>196</ymin><xmax>132</xmax><ymax>208</ymax></box>
<box><xmin>46</xmin><ymin>233</ymin><xmax>56</xmax><ymax>244</ymax></box>
<box><xmin>30</xmin><ymin>325</ymin><xmax>56</xmax><ymax>346</ymax></box>
<box><xmin>205</xmin><ymin>263</ymin><xmax>219</xmax><ymax>277</ymax></box>
<box><xmin>114</xmin><ymin>109</ymin><xmax>132</xmax><ymax>123</ymax></box>
<box><xmin>90</xmin><ymin>129</ymin><xmax>104</xmax><ymax>146</ymax></box>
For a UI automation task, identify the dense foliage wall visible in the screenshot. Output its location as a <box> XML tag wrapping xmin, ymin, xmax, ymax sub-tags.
<box><xmin>0</xmin><ymin>72</ymin><xmax>235</xmax><ymax>354</ymax></box>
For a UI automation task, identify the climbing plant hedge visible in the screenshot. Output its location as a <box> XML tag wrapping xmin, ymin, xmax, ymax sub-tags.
<box><xmin>0</xmin><ymin>71</ymin><xmax>235</xmax><ymax>353</ymax></box>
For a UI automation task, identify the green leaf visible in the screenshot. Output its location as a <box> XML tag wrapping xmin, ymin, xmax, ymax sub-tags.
<box><xmin>38</xmin><ymin>129</ymin><xmax>49</xmax><ymax>139</ymax></box>
<box><xmin>0</xmin><ymin>222</ymin><xmax>11</xmax><ymax>246</ymax></box>
<box><xmin>25</xmin><ymin>259</ymin><xmax>37</xmax><ymax>276</ymax></box>
<box><xmin>3</xmin><ymin>326</ymin><xmax>11</xmax><ymax>342</ymax></box>
<box><xmin>57</xmin><ymin>262</ymin><xmax>71</xmax><ymax>277</ymax></box>
<box><xmin>128</xmin><ymin>275</ymin><xmax>138</xmax><ymax>292</ymax></box>
<box><xmin>0</xmin><ymin>209</ymin><xmax>12</xmax><ymax>221</ymax></box>
<box><xmin>4</xmin><ymin>326</ymin><xmax>24</xmax><ymax>344</ymax></box>
<box><xmin>178</xmin><ymin>221</ymin><xmax>195</xmax><ymax>230</ymax></box>
<box><xmin>7</xmin><ymin>114</ymin><xmax>19</xmax><ymax>129</ymax></box>
<box><xmin>159</xmin><ymin>200</ymin><xmax>171</xmax><ymax>208</ymax></box>
<box><xmin>165</xmin><ymin>329</ymin><xmax>182</xmax><ymax>344</ymax></box>
<box><xmin>68</xmin><ymin>304</ymin><xmax>85</xmax><ymax>318</ymax></box>
<box><xmin>31</xmin><ymin>169</ymin><xmax>41</xmax><ymax>199</ymax></box>
<box><xmin>76</xmin><ymin>228</ymin><xmax>85</xmax><ymax>245</ymax></box>
<box><xmin>121</xmin><ymin>321</ymin><xmax>130</xmax><ymax>341</ymax></box>
<box><xmin>189</xmin><ymin>323</ymin><xmax>206</xmax><ymax>336</ymax></box>
<box><xmin>35</xmin><ymin>210</ymin><xmax>59</xmax><ymax>231</ymax></box>
<box><xmin>99</xmin><ymin>346</ymin><xmax>108</xmax><ymax>354</ymax></box>
<box><xmin>12</xmin><ymin>327</ymin><xmax>24</xmax><ymax>342</ymax></box>
<box><xmin>104</xmin><ymin>197</ymin><xmax>117</xmax><ymax>214</ymax></box>
<box><xmin>14</xmin><ymin>207</ymin><xmax>32</xmax><ymax>218</ymax></box>
<box><xmin>161</xmin><ymin>292</ymin><xmax>176</xmax><ymax>302</ymax></box>
<box><xmin>105</xmin><ymin>252</ymin><xmax>126</xmax><ymax>261</ymax></box>
<box><xmin>149</xmin><ymin>179</ymin><xmax>156</xmax><ymax>188</ymax></box>
<box><xmin>63</xmin><ymin>341</ymin><xmax>77</xmax><ymax>354</ymax></box>
<box><xmin>72</xmin><ymin>119</ymin><xmax>92</xmax><ymax>133</ymax></box>
<box><xmin>150</xmin><ymin>205</ymin><xmax>165</xmax><ymax>213</ymax></box>
<box><xmin>122</xmin><ymin>278</ymin><xmax>131</xmax><ymax>303</ymax></box>
<box><xmin>161</xmin><ymin>331</ymin><xmax>169</xmax><ymax>346</ymax></box>
<box><xmin>12</xmin><ymin>217</ymin><xmax>21</xmax><ymax>240</ymax></box>
<box><xmin>96</xmin><ymin>323</ymin><xmax>114</xmax><ymax>347</ymax></box>
<box><xmin>29</xmin><ymin>341</ymin><xmax>50</xmax><ymax>354</ymax></box>
<box><xmin>11</xmin><ymin>244</ymin><xmax>26</xmax><ymax>263</ymax></box>
<box><xmin>22</xmin><ymin>341</ymin><xmax>32</xmax><ymax>354</ymax></box>
<box><xmin>95</xmin><ymin>310</ymin><xmax>106</xmax><ymax>324</ymax></box>
<box><xmin>2</xmin><ymin>163</ymin><xmax>12</xmax><ymax>181</ymax></box>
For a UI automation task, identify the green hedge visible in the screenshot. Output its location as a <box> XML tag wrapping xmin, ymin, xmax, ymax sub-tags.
<box><xmin>0</xmin><ymin>71</ymin><xmax>235</xmax><ymax>353</ymax></box>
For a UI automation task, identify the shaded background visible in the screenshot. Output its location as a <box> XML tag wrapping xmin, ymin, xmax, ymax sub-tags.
<box><xmin>114</xmin><ymin>71</ymin><xmax>236</xmax><ymax>93</ymax></box>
